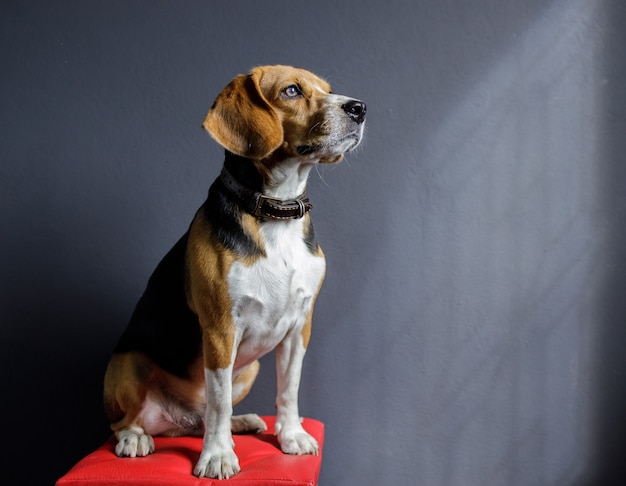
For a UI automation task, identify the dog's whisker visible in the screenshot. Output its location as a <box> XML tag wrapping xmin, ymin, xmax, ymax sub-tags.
<box><xmin>314</xmin><ymin>164</ymin><xmax>331</xmax><ymax>188</ymax></box>
<box><xmin>308</xmin><ymin>121</ymin><xmax>323</xmax><ymax>135</ymax></box>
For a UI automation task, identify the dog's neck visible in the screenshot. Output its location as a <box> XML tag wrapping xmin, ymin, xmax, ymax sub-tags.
<box><xmin>223</xmin><ymin>151</ymin><xmax>314</xmax><ymax>200</ymax></box>
<box><xmin>221</xmin><ymin>151</ymin><xmax>315</xmax><ymax>220</ymax></box>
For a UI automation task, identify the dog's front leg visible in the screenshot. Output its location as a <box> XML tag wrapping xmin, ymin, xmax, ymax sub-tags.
<box><xmin>274</xmin><ymin>326</ymin><xmax>319</xmax><ymax>456</ymax></box>
<box><xmin>193</xmin><ymin>332</ymin><xmax>239</xmax><ymax>479</ymax></box>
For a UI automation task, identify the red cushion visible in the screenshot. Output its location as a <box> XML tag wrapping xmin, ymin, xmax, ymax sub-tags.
<box><xmin>56</xmin><ymin>416</ymin><xmax>323</xmax><ymax>486</ymax></box>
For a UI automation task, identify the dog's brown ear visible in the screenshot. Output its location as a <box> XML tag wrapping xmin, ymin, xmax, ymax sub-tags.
<box><xmin>203</xmin><ymin>69</ymin><xmax>283</xmax><ymax>159</ymax></box>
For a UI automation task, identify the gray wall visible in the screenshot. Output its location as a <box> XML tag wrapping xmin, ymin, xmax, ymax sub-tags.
<box><xmin>2</xmin><ymin>0</ymin><xmax>625</xmax><ymax>484</ymax></box>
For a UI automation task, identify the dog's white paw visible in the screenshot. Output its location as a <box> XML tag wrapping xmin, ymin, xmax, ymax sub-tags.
<box><xmin>114</xmin><ymin>428</ymin><xmax>155</xmax><ymax>458</ymax></box>
<box><xmin>277</xmin><ymin>425</ymin><xmax>319</xmax><ymax>456</ymax></box>
<box><xmin>193</xmin><ymin>447</ymin><xmax>240</xmax><ymax>479</ymax></box>
<box><xmin>231</xmin><ymin>413</ymin><xmax>267</xmax><ymax>434</ymax></box>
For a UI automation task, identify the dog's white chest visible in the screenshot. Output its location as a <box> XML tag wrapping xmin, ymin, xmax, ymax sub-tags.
<box><xmin>227</xmin><ymin>220</ymin><xmax>325</xmax><ymax>368</ymax></box>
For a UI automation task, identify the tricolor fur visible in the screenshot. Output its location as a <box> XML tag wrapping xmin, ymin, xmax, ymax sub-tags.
<box><xmin>103</xmin><ymin>65</ymin><xmax>366</xmax><ymax>479</ymax></box>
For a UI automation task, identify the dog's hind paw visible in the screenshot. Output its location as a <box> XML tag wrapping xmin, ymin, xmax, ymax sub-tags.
<box><xmin>114</xmin><ymin>427</ymin><xmax>155</xmax><ymax>457</ymax></box>
<box><xmin>231</xmin><ymin>413</ymin><xmax>267</xmax><ymax>434</ymax></box>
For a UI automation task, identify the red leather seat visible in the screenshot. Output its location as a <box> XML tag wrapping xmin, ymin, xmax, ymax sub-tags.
<box><xmin>56</xmin><ymin>417</ymin><xmax>323</xmax><ymax>485</ymax></box>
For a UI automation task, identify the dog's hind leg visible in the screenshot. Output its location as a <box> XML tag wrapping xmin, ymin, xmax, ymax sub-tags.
<box><xmin>230</xmin><ymin>360</ymin><xmax>267</xmax><ymax>433</ymax></box>
<box><xmin>104</xmin><ymin>352</ymin><xmax>156</xmax><ymax>457</ymax></box>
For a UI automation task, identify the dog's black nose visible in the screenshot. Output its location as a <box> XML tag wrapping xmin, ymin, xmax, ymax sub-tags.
<box><xmin>342</xmin><ymin>100</ymin><xmax>367</xmax><ymax>124</ymax></box>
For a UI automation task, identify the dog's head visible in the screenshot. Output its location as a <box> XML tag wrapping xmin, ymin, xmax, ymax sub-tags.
<box><xmin>203</xmin><ymin>65</ymin><xmax>366</xmax><ymax>163</ymax></box>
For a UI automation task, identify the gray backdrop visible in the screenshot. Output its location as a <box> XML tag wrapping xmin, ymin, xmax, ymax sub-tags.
<box><xmin>2</xmin><ymin>0</ymin><xmax>625</xmax><ymax>484</ymax></box>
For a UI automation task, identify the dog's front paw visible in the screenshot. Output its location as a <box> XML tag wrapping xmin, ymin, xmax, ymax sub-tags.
<box><xmin>276</xmin><ymin>424</ymin><xmax>319</xmax><ymax>456</ymax></box>
<box><xmin>193</xmin><ymin>447</ymin><xmax>240</xmax><ymax>479</ymax></box>
<box><xmin>114</xmin><ymin>428</ymin><xmax>155</xmax><ymax>458</ymax></box>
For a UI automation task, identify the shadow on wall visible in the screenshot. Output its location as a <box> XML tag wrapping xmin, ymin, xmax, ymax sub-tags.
<box><xmin>589</xmin><ymin>1</ymin><xmax>626</xmax><ymax>484</ymax></box>
<box><xmin>0</xmin><ymin>182</ymin><xmax>143</xmax><ymax>483</ymax></box>
<box><xmin>0</xmin><ymin>287</ymin><xmax>114</xmax><ymax>484</ymax></box>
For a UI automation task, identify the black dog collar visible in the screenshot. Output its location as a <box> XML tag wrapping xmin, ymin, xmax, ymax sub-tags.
<box><xmin>219</xmin><ymin>167</ymin><xmax>313</xmax><ymax>220</ymax></box>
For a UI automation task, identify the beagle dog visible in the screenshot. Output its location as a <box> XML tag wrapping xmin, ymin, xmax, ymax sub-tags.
<box><xmin>103</xmin><ymin>65</ymin><xmax>366</xmax><ymax>479</ymax></box>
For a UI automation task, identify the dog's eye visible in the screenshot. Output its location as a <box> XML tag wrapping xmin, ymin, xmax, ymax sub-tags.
<box><xmin>282</xmin><ymin>85</ymin><xmax>303</xmax><ymax>98</ymax></box>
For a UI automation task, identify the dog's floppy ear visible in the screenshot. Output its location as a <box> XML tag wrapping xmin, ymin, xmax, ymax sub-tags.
<box><xmin>203</xmin><ymin>68</ymin><xmax>283</xmax><ymax>159</ymax></box>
